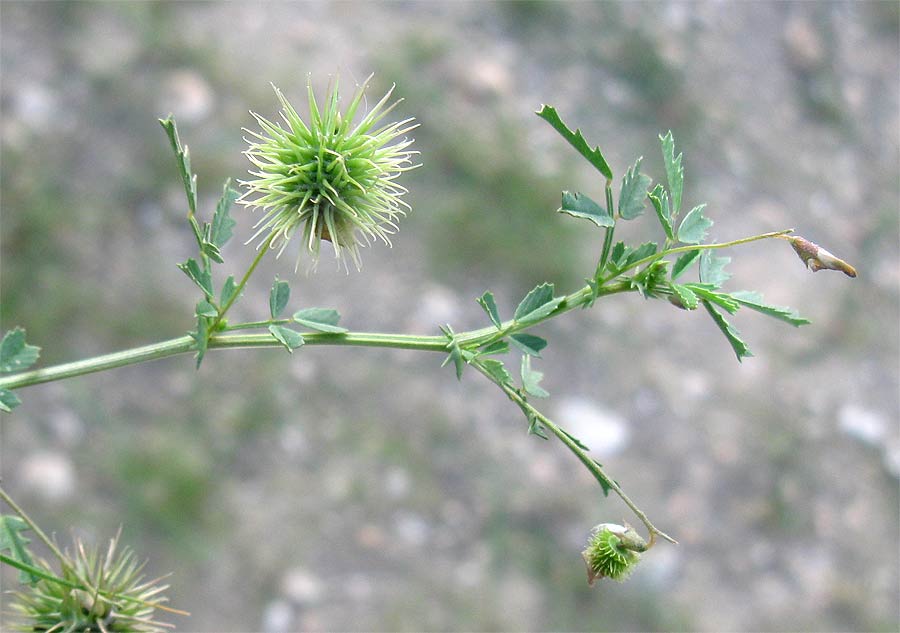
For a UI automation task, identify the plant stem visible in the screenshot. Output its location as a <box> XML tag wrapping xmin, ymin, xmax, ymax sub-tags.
<box><xmin>471</xmin><ymin>363</ymin><xmax>677</xmax><ymax>547</ymax></box>
<box><xmin>212</xmin><ymin>232</ymin><xmax>276</xmax><ymax>327</ymax></box>
<box><xmin>0</xmin><ymin>485</ymin><xmax>72</xmax><ymax>574</ymax></box>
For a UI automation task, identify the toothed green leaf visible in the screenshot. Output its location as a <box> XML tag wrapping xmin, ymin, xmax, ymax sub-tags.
<box><xmin>558</xmin><ymin>191</ymin><xmax>614</xmax><ymax>228</ymax></box>
<box><xmin>536</xmin><ymin>105</ymin><xmax>613</xmax><ymax>180</ymax></box>
<box><xmin>477</xmin><ymin>291</ymin><xmax>502</xmax><ymax>329</ymax></box>
<box><xmin>618</xmin><ymin>157</ymin><xmax>652</xmax><ymax>220</ymax></box>
<box><xmin>177</xmin><ymin>258</ymin><xmax>213</xmax><ymax>298</ymax></box>
<box><xmin>670</xmin><ymin>283</ymin><xmax>699</xmax><ymax>310</ymax></box>
<box><xmin>0</xmin><ymin>328</ymin><xmax>40</xmax><ymax>374</ymax></box>
<box><xmin>660</xmin><ymin>131</ymin><xmax>683</xmax><ymax>218</ymax></box>
<box><xmin>671</xmin><ymin>249</ymin><xmax>701</xmax><ymax>280</ymax></box>
<box><xmin>677</xmin><ymin>204</ymin><xmax>713</xmax><ymax>244</ymax></box>
<box><xmin>728</xmin><ymin>291</ymin><xmax>810</xmax><ymax>326</ymax></box>
<box><xmin>514</xmin><ymin>283</ymin><xmax>564</xmax><ymax>324</ymax></box>
<box><xmin>0</xmin><ymin>389</ymin><xmax>21</xmax><ymax>412</ymax></box>
<box><xmin>268</xmin><ymin>325</ymin><xmax>305</xmax><ymax>353</ymax></box>
<box><xmin>699</xmin><ymin>249</ymin><xmax>732</xmax><ymax>288</ymax></box>
<box><xmin>702</xmin><ymin>300</ymin><xmax>752</xmax><ymax>361</ymax></box>
<box><xmin>521</xmin><ymin>355</ymin><xmax>549</xmax><ymax>398</ymax></box>
<box><xmin>648</xmin><ymin>184</ymin><xmax>674</xmax><ymax>240</ymax></box>
<box><xmin>292</xmin><ymin>308</ymin><xmax>347</xmax><ymax>333</ymax></box>
<box><xmin>481</xmin><ymin>359</ymin><xmax>513</xmax><ymax>385</ymax></box>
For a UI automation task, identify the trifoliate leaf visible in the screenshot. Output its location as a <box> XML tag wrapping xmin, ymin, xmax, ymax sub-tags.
<box><xmin>671</xmin><ymin>249</ymin><xmax>701</xmax><ymax>280</ymax></box>
<box><xmin>660</xmin><ymin>131</ymin><xmax>683</xmax><ymax>218</ymax></box>
<box><xmin>677</xmin><ymin>204</ymin><xmax>713</xmax><ymax>244</ymax></box>
<box><xmin>527</xmin><ymin>413</ymin><xmax>549</xmax><ymax>440</ymax></box>
<box><xmin>177</xmin><ymin>258</ymin><xmax>213</xmax><ymax>298</ymax></box>
<box><xmin>618</xmin><ymin>157</ymin><xmax>652</xmax><ymax>220</ymax></box>
<box><xmin>728</xmin><ymin>291</ymin><xmax>810</xmax><ymax>326</ymax></box>
<box><xmin>195</xmin><ymin>300</ymin><xmax>218</xmax><ymax>318</ymax></box>
<box><xmin>220</xmin><ymin>275</ymin><xmax>238</xmax><ymax>306</ymax></box>
<box><xmin>479</xmin><ymin>340</ymin><xmax>509</xmax><ymax>356</ymax></box>
<box><xmin>292</xmin><ymin>308</ymin><xmax>347</xmax><ymax>333</ymax></box>
<box><xmin>509</xmin><ymin>333</ymin><xmax>548</xmax><ymax>357</ymax></box>
<box><xmin>0</xmin><ymin>328</ymin><xmax>40</xmax><ymax>374</ymax></box>
<box><xmin>0</xmin><ymin>389</ymin><xmax>21</xmax><ymax>412</ymax></box>
<box><xmin>648</xmin><ymin>184</ymin><xmax>674</xmax><ymax>240</ymax></box>
<box><xmin>558</xmin><ymin>191</ymin><xmax>614</xmax><ymax>228</ymax></box>
<box><xmin>210</xmin><ymin>180</ymin><xmax>238</xmax><ymax>248</ymax></box>
<box><xmin>0</xmin><ymin>515</ymin><xmax>38</xmax><ymax>584</ymax></box>
<box><xmin>521</xmin><ymin>355</ymin><xmax>549</xmax><ymax>398</ymax></box>
<box><xmin>669</xmin><ymin>283</ymin><xmax>699</xmax><ymax>310</ymax></box>
<box><xmin>702</xmin><ymin>300</ymin><xmax>752</xmax><ymax>361</ymax></box>
<box><xmin>514</xmin><ymin>283</ymin><xmax>564</xmax><ymax>324</ymax></box>
<box><xmin>268</xmin><ymin>324</ymin><xmax>305</xmax><ymax>353</ymax></box>
<box><xmin>481</xmin><ymin>358</ymin><xmax>513</xmax><ymax>385</ymax></box>
<box><xmin>477</xmin><ymin>291</ymin><xmax>502</xmax><ymax>329</ymax></box>
<box><xmin>689</xmin><ymin>285</ymin><xmax>741</xmax><ymax>313</ymax></box>
<box><xmin>536</xmin><ymin>105</ymin><xmax>613</xmax><ymax>180</ymax></box>
<box><xmin>269</xmin><ymin>278</ymin><xmax>291</xmax><ymax>319</ymax></box>
<box><xmin>699</xmin><ymin>249</ymin><xmax>732</xmax><ymax>288</ymax></box>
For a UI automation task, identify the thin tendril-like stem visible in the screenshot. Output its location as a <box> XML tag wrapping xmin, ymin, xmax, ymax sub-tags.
<box><xmin>470</xmin><ymin>362</ymin><xmax>678</xmax><ymax>547</ymax></box>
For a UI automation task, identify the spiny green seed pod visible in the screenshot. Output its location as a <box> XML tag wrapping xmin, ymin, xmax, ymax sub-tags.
<box><xmin>239</xmin><ymin>74</ymin><xmax>419</xmax><ymax>271</ymax></box>
<box><xmin>582</xmin><ymin>522</ymin><xmax>646</xmax><ymax>584</ymax></box>
<box><xmin>9</xmin><ymin>531</ymin><xmax>172</xmax><ymax>632</ymax></box>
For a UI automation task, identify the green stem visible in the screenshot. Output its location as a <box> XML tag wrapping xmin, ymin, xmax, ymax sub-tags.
<box><xmin>596</xmin><ymin>183</ymin><xmax>617</xmax><ymax>275</ymax></box>
<box><xmin>608</xmin><ymin>229</ymin><xmax>794</xmax><ymax>282</ymax></box>
<box><xmin>0</xmin><ymin>485</ymin><xmax>75</xmax><ymax>576</ymax></box>
<box><xmin>213</xmin><ymin>232</ymin><xmax>276</xmax><ymax>327</ymax></box>
<box><xmin>471</xmin><ymin>362</ymin><xmax>677</xmax><ymax>547</ymax></box>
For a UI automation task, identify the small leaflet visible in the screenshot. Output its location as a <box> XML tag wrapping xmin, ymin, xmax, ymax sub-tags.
<box><xmin>660</xmin><ymin>131</ymin><xmax>683</xmax><ymax>218</ymax></box>
<box><xmin>535</xmin><ymin>105</ymin><xmax>613</xmax><ymax>180</ymax></box>
<box><xmin>728</xmin><ymin>291</ymin><xmax>809</xmax><ymax>326</ymax></box>
<box><xmin>0</xmin><ymin>389</ymin><xmax>22</xmax><ymax>412</ymax></box>
<box><xmin>269</xmin><ymin>278</ymin><xmax>291</xmax><ymax>319</ymax></box>
<box><xmin>477</xmin><ymin>291</ymin><xmax>502</xmax><ymax>329</ymax></box>
<box><xmin>521</xmin><ymin>355</ymin><xmax>549</xmax><ymax>398</ymax></box>
<box><xmin>514</xmin><ymin>283</ymin><xmax>564</xmax><ymax>324</ymax></box>
<box><xmin>689</xmin><ymin>285</ymin><xmax>740</xmax><ymax>314</ymax></box>
<box><xmin>0</xmin><ymin>328</ymin><xmax>40</xmax><ymax>374</ymax></box>
<box><xmin>618</xmin><ymin>157</ymin><xmax>652</xmax><ymax>220</ymax></box>
<box><xmin>210</xmin><ymin>181</ymin><xmax>238</xmax><ymax>248</ymax></box>
<box><xmin>480</xmin><ymin>358</ymin><xmax>513</xmax><ymax>386</ymax></box>
<box><xmin>195</xmin><ymin>300</ymin><xmax>218</xmax><ymax>318</ymax></box>
<box><xmin>648</xmin><ymin>184</ymin><xmax>674</xmax><ymax>240</ymax></box>
<box><xmin>558</xmin><ymin>191</ymin><xmax>614</xmax><ymax>228</ymax></box>
<box><xmin>677</xmin><ymin>204</ymin><xmax>713</xmax><ymax>245</ymax></box>
<box><xmin>177</xmin><ymin>258</ymin><xmax>214</xmax><ymax>298</ymax></box>
<box><xmin>292</xmin><ymin>308</ymin><xmax>348</xmax><ymax>333</ymax></box>
<box><xmin>479</xmin><ymin>340</ymin><xmax>509</xmax><ymax>356</ymax></box>
<box><xmin>702</xmin><ymin>300</ymin><xmax>752</xmax><ymax>362</ymax></box>
<box><xmin>268</xmin><ymin>324</ymin><xmax>305</xmax><ymax>353</ymax></box>
<box><xmin>699</xmin><ymin>250</ymin><xmax>732</xmax><ymax>288</ymax></box>
<box><xmin>509</xmin><ymin>333</ymin><xmax>547</xmax><ymax>357</ymax></box>
<box><xmin>191</xmin><ymin>315</ymin><xmax>210</xmax><ymax>368</ymax></box>
<box><xmin>623</xmin><ymin>242</ymin><xmax>658</xmax><ymax>269</ymax></box>
<box><xmin>669</xmin><ymin>283</ymin><xmax>699</xmax><ymax>310</ymax></box>
<box><xmin>0</xmin><ymin>515</ymin><xmax>38</xmax><ymax>584</ymax></box>
<box><xmin>440</xmin><ymin>325</ymin><xmax>465</xmax><ymax>380</ymax></box>
<box><xmin>671</xmin><ymin>249</ymin><xmax>701</xmax><ymax>280</ymax></box>
<box><xmin>159</xmin><ymin>117</ymin><xmax>198</xmax><ymax>217</ymax></box>
<box><xmin>220</xmin><ymin>275</ymin><xmax>238</xmax><ymax>306</ymax></box>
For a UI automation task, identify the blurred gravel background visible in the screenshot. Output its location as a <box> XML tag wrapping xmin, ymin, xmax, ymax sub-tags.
<box><xmin>1</xmin><ymin>2</ymin><xmax>898</xmax><ymax>631</ymax></box>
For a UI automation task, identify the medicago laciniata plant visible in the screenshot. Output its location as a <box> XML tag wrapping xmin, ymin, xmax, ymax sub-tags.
<box><xmin>0</xmin><ymin>76</ymin><xmax>855</xmax><ymax>628</ymax></box>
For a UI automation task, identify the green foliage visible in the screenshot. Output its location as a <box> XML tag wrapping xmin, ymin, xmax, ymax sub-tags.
<box><xmin>509</xmin><ymin>333</ymin><xmax>547</xmax><ymax>357</ymax></box>
<box><xmin>292</xmin><ymin>308</ymin><xmax>348</xmax><ymax>333</ymax></box>
<box><xmin>177</xmin><ymin>258</ymin><xmax>213</xmax><ymax>299</ymax></box>
<box><xmin>659</xmin><ymin>131</ymin><xmax>683</xmax><ymax>218</ymax></box>
<box><xmin>477</xmin><ymin>291</ymin><xmax>502</xmax><ymax>329</ymax></box>
<box><xmin>702</xmin><ymin>300</ymin><xmax>752</xmax><ymax>361</ymax></box>
<box><xmin>0</xmin><ymin>328</ymin><xmax>40</xmax><ymax>374</ymax></box>
<box><xmin>677</xmin><ymin>204</ymin><xmax>713</xmax><ymax>244</ymax></box>
<box><xmin>618</xmin><ymin>157</ymin><xmax>652</xmax><ymax>220</ymax></box>
<box><xmin>535</xmin><ymin>105</ymin><xmax>613</xmax><ymax>180</ymax></box>
<box><xmin>268</xmin><ymin>324</ymin><xmax>305</xmax><ymax>352</ymax></box>
<box><xmin>671</xmin><ymin>249</ymin><xmax>701</xmax><ymax>280</ymax></box>
<box><xmin>699</xmin><ymin>249</ymin><xmax>733</xmax><ymax>287</ymax></box>
<box><xmin>520</xmin><ymin>355</ymin><xmax>549</xmax><ymax>398</ymax></box>
<box><xmin>648</xmin><ymin>184</ymin><xmax>674</xmax><ymax>240</ymax></box>
<box><xmin>728</xmin><ymin>291</ymin><xmax>810</xmax><ymax>326</ymax></box>
<box><xmin>269</xmin><ymin>278</ymin><xmax>291</xmax><ymax>319</ymax></box>
<box><xmin>514</xmin><ymin>283</ymin><xmax>564</xmax><ymax>324</ymax></box>
<box><xmin>0</xmin><ymin>515</ymin><xmax>37</xmax><ymax>584</ymax></box>
<box><xmin>558</xmin><ymin>191</ymin><xmax>613</xmax><ymax>227</ymax></box>
<box><xmin>481</xmin><ymin>358</ymin><xmax>513</xmax><ymax>386</ymax></box>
